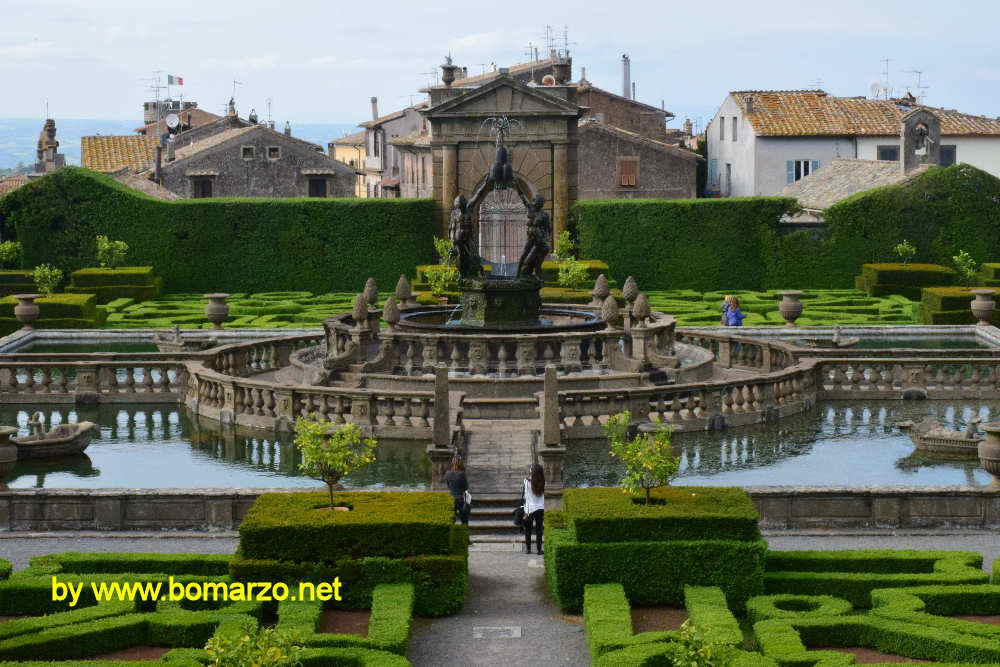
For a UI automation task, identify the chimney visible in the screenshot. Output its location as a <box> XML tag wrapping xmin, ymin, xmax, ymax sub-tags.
<box><xmin>683</xmin><ymin>118</ymin><xmax>693</xmax><ymax>136</ymax></box>
<box><xmin>462</xmin><ymin>66</ymin><xmax>468</xmax><ymax>79</ymax></box>
<box><xmin>622</xmin><ymin>54</ymin><xmax>631</xmax><ymax>99</ymax></box>
<box><xmin>744</xmin><ymin>96</ymin><xmax>754</xmax><ymax>114</ymax></box>
<box><xmin>284</xmin><ymin>121</ymin><xmax>291</xmax><ymax>136</ymax></box>
<box><xmin>632</xmin><ymin>81</ymin><xmax>636</xmax><ymax>101</ymax></box>
<box><xmin>370</xmin><ymin>97</ymin><xmax>379</xmax><ymax>121</ymax></box>
<box><xmin>441</xmin><ymin>55</ymin><xmax>458</xmax><ymax>87</ymax></box>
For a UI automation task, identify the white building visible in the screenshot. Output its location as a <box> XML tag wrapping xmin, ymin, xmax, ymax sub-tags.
<box><xmin>706</xmin><ymin>90</ymin><xmax>1000</xmax><ymax>197</ymax></box>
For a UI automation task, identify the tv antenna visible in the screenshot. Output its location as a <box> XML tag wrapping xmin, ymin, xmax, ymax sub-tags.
<box><xmin>43</xmin><ymin>99</ymin><xmax>49</xmax><ymax>119</ymax></box>
<box><xmin>808</xmin><ymin>76</ymin><xmax>824</xmax><ymax>90</ymax></box>
<box><xmin>878</xmin><ymin>57</ymin><xmax>893</xmax><ymax>99</ymax></box>
<box><xmin>477</xmin><ymin>63</ymin><xmax>487</xmax><ymax>75</ymax></box>
<box><xmin>902</xmin><ymin>68</ymin><xmax>929</xmax><ymax>103</ymax></box>
<box><xmin>266</xmin><ymin>98</ymin><xmax>273</xmax><ymax>126</ymax></box>
<box><xmin>419</xmin><ymin>68</ymin><xmax>439</xmax><ymax>88</ymax></box>
<box><xmin>231</xmin><ymin>79</ymin><xmax>243</xmax><ymax>100</ymax></box>
<box><xmin>543</xmin><ymin>24</ymin><xmax>574</xmax><ymax>58</ymax></box>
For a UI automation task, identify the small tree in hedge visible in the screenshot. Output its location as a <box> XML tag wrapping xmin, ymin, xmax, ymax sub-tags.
<box><xmin>0</xmin><ymin>241</ymin><xmax>21</xmax><ymax>269</ymax></box>
<box><xmin>602</xmin><ymin>411</ymin><xmax>680</xmax><ymax>505</ymax></box>
<box><xmin>952</xmin><ymin>250</ymin><xmax>979</xmax><ymax>286</ymax></box>
<box><xmin>668</xmin><ymin>619</ymin><xmax>719</xmax><ymax>666</ymax></box>
<box><xmin>295</xmin><ymin>418</ymin><xmax>377</xmax><ymax>509</ymax></box>
<box><xmin>554</xmin><ymin>229</ymin><xmax>576</xmax><ymax>260</ymax></box>
<box><xmin>893</xmin><ymin>239</ymin><xmax>916</xmax><ymax>266</ymax></box>
<box><xmin>95</xmin><ymin>235</ymin><xmax>129</xmax><ymax>268</ymax></box>
<box><xmin>433</xmin><ymin>236</ymin><xmax>454</xmax><ymax>265</ymax></box>
<box><xmin>557</xmin><ymin>256</ymin><xmax>588</xmax><ymax>290</ymax></box>
<box><xmin>32</xmin><ymin>264</ymin><xmax>63</xmax><ymax>294</ymax></box>
<box><xmin>205</xmin><ymin>625</ymin><xmax>303</xmax><ymax>667</ymax></box>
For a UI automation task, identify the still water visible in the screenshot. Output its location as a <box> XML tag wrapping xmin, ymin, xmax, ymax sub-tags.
<box><xmin>564</xmin><ymin>400</ymin><xmax>996</xmax><ymax>488</ymax></box>
<box><xmin>1</xmin><ymin>404</ymin><xmax>429</xmax><ymax>490</ymax></box>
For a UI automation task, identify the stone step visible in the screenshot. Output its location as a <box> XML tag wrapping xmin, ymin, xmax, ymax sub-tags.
<box><xmin>468</xmin><ymin>518</ymin><xmax>523</xmax><ymax>533</ymax></box>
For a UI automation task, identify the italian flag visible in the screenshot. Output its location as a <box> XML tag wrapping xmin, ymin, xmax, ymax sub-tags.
<box><xmin>167</xmin><ymin>75</ymin><xmax>184</xmax><ymax>85</ymax></box>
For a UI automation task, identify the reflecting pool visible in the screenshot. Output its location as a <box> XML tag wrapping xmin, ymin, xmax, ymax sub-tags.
<box><xmin>0</xmin><ymin>404</ymin><xmax>429</xmax><ymax>490</ymax></box>
<box><xmin>564</xmin><ymin>400</ymin><xmax>997</xmax><ymax>487</ymax></box>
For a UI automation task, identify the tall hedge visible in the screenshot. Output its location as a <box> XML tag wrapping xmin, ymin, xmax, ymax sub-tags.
<box><xmin>0</xmin><ymin>167</ymin><xmax>435</xmax><ymax>294</ymax></box>
<box><xmin>575</xmin><ymin>164</ymin><xmax>1000</xmax><ymax>290</ymax></box>
<box><xmin>575</xmin><ymin>197</ymin><xmax>798</xmax><ymax>291</ymax></box>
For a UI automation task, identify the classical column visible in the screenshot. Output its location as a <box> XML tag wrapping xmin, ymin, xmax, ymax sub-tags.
<box><xmin>441</xmin><ymin>144</ymin><xmax>458</xmax><ymax>236</ymax></box>
<box><xmin>552</xmin><ymin>143</ymin><xmax>569</xmax><ymax>241</ymax></box>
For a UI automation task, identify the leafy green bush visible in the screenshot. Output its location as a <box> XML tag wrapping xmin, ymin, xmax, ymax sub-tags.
<box><xmin>0</xmin><ymin>241</ymin><xmax>21</xmax><ymax>268</ymax></box>
<box><xmin>894</xmin><ymin>239</ymin><xmax>916</xmax><ymax>266</ymax></box>
<box><xmin>556</xmin><ymin>257</ymin><xmax>589</xmax><ymax>290</ymax></box>
<box><xmin>432</xmin><ymin>236</ymin><xmax>453</xmax><ymax>265</ymax></box>
<box><xmin>32</xmin><ymin>264</ymin><xmax>62</xmax><ymax>294</ymax></box>
<box><xmin>205</xmin><ymin>625</ymin><xmax>303</xmax><ymax>667</ymax></box>
<box><xmin>295</xmin><ymin>420</ymin><xmax>377</xmax><ymax>509</ymax></box>
<box><xmin>554</xmin><ymin>229</ymin><xmax>575</xmax><ymax>260</ymax></box>
<box><xmin>952</xmin><ymin>249</ymin><xmax>979</xmax><ymax>286</ymax></box>
<box><xmin>871</xmin><ymin>585</ymin><xmax>1000</xmax><ymax>640</ymax></box>
<box><xmin>603</xmin><ymin>412</ymin><xmax>680</xmax><ymax>505</ymax></box>
<box><xmin>746</xmin><ymin>594</ymin><xmax>853</xmax><ymax>623</ymax></box>
<box><xmin>94</xmin><ymin>235</ymin><xmax>128</xmax><ymax>269</ymax></box>
<box><xmin>0</xmin><ymin>558</ymin><xmax>9</xmax><ymax>581</ymax></box>
<box><xmin>0</xmin><ymin>167</ymin><xmax>435</xmax><ymax>294</ymax></box>
<box><xmin>424</xmin><ymin>265</ymin><xmax>458</xmax><ymax>297</ymax></box>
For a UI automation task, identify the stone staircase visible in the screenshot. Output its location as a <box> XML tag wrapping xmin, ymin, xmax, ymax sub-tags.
<box><xmin>467</xmin><ymin>493</ymin><xmax>524</xmax><ymax>542</ymax></box>
<box><xmin>462</xmin><ymin>421</ymin><xmax>538</xmax><ymax>542</ymax></box>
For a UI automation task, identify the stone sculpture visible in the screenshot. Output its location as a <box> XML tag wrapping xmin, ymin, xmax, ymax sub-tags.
<box><xmin>448</xmin><ymin>195</ymin><xmax>484</xmax><ymax>279</ymax></box>
<box><xmin>517</xmin><ymin>195</ymin><xmax>551</xmax><ymax>281</ymax></box>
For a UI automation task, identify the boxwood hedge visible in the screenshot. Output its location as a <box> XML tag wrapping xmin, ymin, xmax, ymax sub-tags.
<box><xmin>562</xmin><ymin>486</ymin><xmax>760</xmax><ymax>543</ymax></box>
<box><xmin>0</xmin><ymin>167</ymin><xmax>435</xmax><ymax>294</ymax></box>
<box><xmin>870</xmin><ymin>584</ymin><xmax>1000</xmax><ymax>639</ymax></box>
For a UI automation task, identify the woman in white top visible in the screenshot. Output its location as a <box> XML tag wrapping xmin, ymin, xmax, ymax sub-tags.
<box><xmin>522</xmin><ymin>463</ymin><xmax>546</xmax><ymax>554</ymax></box>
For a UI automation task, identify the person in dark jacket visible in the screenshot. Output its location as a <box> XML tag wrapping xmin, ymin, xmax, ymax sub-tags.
<box><xmin>444</xmin><ymin>457</ymin><xmax>470</xmax><ymax>525</ymax></box>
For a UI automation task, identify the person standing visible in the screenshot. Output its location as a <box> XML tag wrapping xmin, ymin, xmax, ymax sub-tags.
<box><xmin>522</xmin><ymin>463</ymin><xmax>546</xmax><ymax>554</ymax></box>
<box><xmin>444</xmin><ymin>457</ymin><xmax>470</xmax><ymax>525</ymax></box>
<box><xmin>724</xmin><ymin>295</ymin><xmax>746</xmax><ymax>327</ymax></box>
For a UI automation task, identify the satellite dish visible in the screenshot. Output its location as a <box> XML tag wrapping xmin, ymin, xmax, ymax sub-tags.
<box><xmin>165</xmin><ymin>113</ymin><xmax>180</xmax><ymax>130</ymax></box>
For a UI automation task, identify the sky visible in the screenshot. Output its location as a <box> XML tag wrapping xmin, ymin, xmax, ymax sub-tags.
<box><xmin>2</xmin><ymin>0</ymin><xmax>999</xmax><ymax>133</ymax></box>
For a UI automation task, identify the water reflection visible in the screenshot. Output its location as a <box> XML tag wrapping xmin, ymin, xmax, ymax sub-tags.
<box><xmin>0</xmin><ymin>404</ymin><xmax>430</xmax><ymax>490</ymax></box>
<box><xmin>564</xmin><ymin>400</ymin><xmax>996</xmax><ymax>488</ymax></box>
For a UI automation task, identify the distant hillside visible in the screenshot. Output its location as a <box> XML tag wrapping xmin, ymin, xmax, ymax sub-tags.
<box><xmin>0</xmin><ymin>118</ymin><xmax>361</xmax><ymax>170</ymax></box>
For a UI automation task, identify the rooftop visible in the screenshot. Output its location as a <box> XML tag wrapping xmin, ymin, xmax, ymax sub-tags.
<box><xmin>731</xmin><ymin>90</ymin><xmax>1000</xmax><ymax>137</ymax></box>
<box><xmin>359</xmin><ymin>101</ymin><xmax>428</xmax><ymax>129</ymax></box>
<box><xmin>579</xmin><ymin>119</ymin><xmax>702</xmax><ymax>161</ymax></box>
<box><xmin>781</xmin><ymin>158</ymin><xmax>930</xmax><ymax>210</ymax></box>
<box><xmin>0</xmin><ymin>174</ymin><xmax>31</xmax><ymax>197</ymax></box>
<box><xmin>331</xmin><ymin>130</ymin><xmax>366</xmax><ymax>146</ymax></box>
<box><xmin>81</xmin><ymin>135</ymin><xmax>156</xmax><ymax>173</ymax></box>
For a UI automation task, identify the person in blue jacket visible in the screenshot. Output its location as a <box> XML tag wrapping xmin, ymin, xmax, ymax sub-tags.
<box><xmin>724</xmin><ymin>295</ymin><xmax>746</xmax><ymax>326</ymax></box>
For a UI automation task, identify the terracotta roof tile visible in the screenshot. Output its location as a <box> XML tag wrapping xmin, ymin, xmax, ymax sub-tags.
<box><xmin>781</xmin><ymin>158</ymin><xmax>930</xmax><ymax>210</ymax></box>
<box><xmin>359</xmin><ymin>102</ymin><xmax>428</xmax><ymax>128</ymax></box>
<box><xmin>81</xmin><ymin>135</ymin><xmax>156</xmax><ymax>172</ymax></box>
<box><xmin>331</xmin><ymin>130</ymin><xmax>366</xmax><ymax>145</ymax></box>
<box><xmin>731</xmin><ymin>90</ymin><xmax>1000</xmax><ymax>137</ymax></box>
<box><xmin>0</xmin><ymin>174</ymin><xmax>31</xmax><ymax>196</ymax></box>
<box><xmin>579</xmin><ymin>120</ymin><xmax>702</xmax><ymax>161</ymax></box>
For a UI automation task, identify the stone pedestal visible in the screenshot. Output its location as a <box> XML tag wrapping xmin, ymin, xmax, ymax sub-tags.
<box><xmin>778</xmin><ymin>290</ymin><xmax>804</xmax><ymax>326</ymax></box>
<box><xmin>459</xmin><ymin>277</ymin><xmax>542</xmax><ymax>329</ymax></box>
<box><xmin>427</xmin><ymin>445</ymin><xmax>454</xmax><ymax>491</ymax></box>
<box><xmin>13</xmin><ymin>294</ymin><xmax>40</xmax><ymax>330</ymax></box>
<box><xmin>204</xmin><ymin>293</ymin><xmax>230</xmax><ymax>330</ymax></box>
<box><xmin>970</xmin><ymin>289</ymin><xmax>996</xmax><ymax>326</ymax></box>
<box><xmin>433</xmin><ymin>365</ymin><xmax>450</xmax><ymax>447</ymax></box>
<box><xmin>539</xmin><ymin>446</ymin><xmax>566</xmax><ymax>494</ymax></box>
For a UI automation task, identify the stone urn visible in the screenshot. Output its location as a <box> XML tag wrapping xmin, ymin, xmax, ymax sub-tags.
<box><xmin>12</xmin><ymin>293</ymin><xmax>41</xmax><ymax>330</ymax></box>
<box><xmin>970</xmin><ymin>289</ymin><xmax>996</xmax><ymax>326</ymax></box>
<box><xmin>778</xmin><ymin>290</ymin><xmax>804</xmax><ymax>326</ymax></box>
<box><xmin>204</xmin><ymin>293</ymin><xmax>230</xmax><ymax>330</ymax></box>
<box><xmin>0</xmin><ymin>426</ymin><xmax>18</xmax><ymax>475</ymax></box>
<box><xmin>979</xmin><ymin>422</ymin><xmax>1000</xmax><ymax>488</ymax></box>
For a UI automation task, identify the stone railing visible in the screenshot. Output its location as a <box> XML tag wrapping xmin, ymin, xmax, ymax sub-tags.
<box><xmin>324</xmin><ymin>311</ymin><xmax>677</xmax><ymax>377</ymax></box>
<box><xmin>206</xmin><ymin>334</ymin><xmax>323</xmax><ymax>378</ymax></box>
<box><xmin>552</xmin><ymin>361</ymin><xmax>819</xmax><ymax>439</ymax></box>
<box><xmin>675</xmin><ymin>330</ymin><xmax>797</xmax><ymax>372</ymax></box>
<box><xmin>816</xmin><ymin>358</ymin><xmax>1000</xmax><ymax>400</ymax></box>
<box><xmin>0</xmin><ymin>361</ymin><xmax>189</xmax><ymax>404</ymax></box>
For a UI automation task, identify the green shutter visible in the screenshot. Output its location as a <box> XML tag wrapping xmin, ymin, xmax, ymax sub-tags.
<box><xmin>786</xmin><ymin>161</ymin><xmax>795</xmax><ymax>184</ymax></box>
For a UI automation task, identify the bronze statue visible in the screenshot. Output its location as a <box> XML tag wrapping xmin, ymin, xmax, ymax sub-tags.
<box><xmin>448</xmin><ymin>195</ymin><xmax>484</xmax><ymax>279</ymax></box>
<box><xmin>517</xmin><ymin>194</ymin><xmax>550</xmax><ymax>280</ymax></box>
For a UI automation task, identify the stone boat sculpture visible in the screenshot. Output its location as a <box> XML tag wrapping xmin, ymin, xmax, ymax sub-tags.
<box><xmin>897</xmin><ymin>417</ymin><xmax>983</xmax><ymax>456</ymax></box>
<box><xmin>12</xmin><ymin>415</ymin><xmax>97</xmax><ymax>459</ymax></box>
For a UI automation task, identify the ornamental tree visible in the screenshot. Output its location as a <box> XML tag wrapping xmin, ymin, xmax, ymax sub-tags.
<box><xmin>294</xmin><ymin>418</ymin><xmax>377</xmax><ymax>509</ymax></box>
<box><xmin>603</xmin><ymin>410</ymin><xmax>680</xmax><ymax>505</ymax></box>
<box><xmin>205</xmin><ymin>623</ymin><xmax>303</xmax><ymax>667</ymax></box>
<box><xmin>95</xmin><ymin>235</ymin><xmax>129</xmax><ymax>268</ymax></box>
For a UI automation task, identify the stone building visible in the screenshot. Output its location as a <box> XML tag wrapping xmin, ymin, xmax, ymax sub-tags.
<box><xmin>157</xmin><ymin>123</ymin><xmax>355</xmax><ymax>199</ymax></box>
<box><xmin>135</xmin><ymin>107</ymin><xmax>221</xmax><ymax>139</ymax></box>
<box><xmin>388</xmin><ymin>132</ymin><xmax>432</xmax><ymax>198</ymax></box>
<box><xmin>328</xmin><ymin>130</ymin><xmax>367</xmax><ymax>197</ymax></box>
<box><xmin>359</xmin><ymin>100</ymin><xmax>429</xmax><ymax>198</ymax></box>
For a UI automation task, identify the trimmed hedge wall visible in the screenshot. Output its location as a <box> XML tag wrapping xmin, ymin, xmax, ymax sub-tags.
<box><xmin>746</xmin><ymin>594</ymin><xmax>853</xmax><ymax>624</ymax></box>
<box><xmin>0</xmin><ymin>167</ymin><xmax>435</xmax><ymax>294</ymax></box>
<box><xmin>0</xmin><ymin>558</ymin><xmax>9</xmax><ymax>581</ymax></box>
<box><xmin>238</xmin><ymin>492</ymin><xmax>457</xmax><ymax>561</ymax></box>
<box><xmin>576</xmin><ymin>164</ymin><xmax>1000</xmax><ymax>290</ymax></box>
<box><xmin>545</xmin><ymin>527</ymin><xmax>767</xmax><ymax>613</ymax></box>
<box><xmin>67</xmin><ymin>266</ymin><xmax>163</xmax><ymax>304</ymax></box>
<box><xmin>764</xmin><ymin>549</ymin><xmax>989</xmax><ymax>607</ymax></box>
<box><xmin>562</xmin><ymin>486</ymin><xmax>760</xmax><ymax>543</ymax></box>
<box><xmin>870</xmin><ymin>584</ymin><xmax>1000</xmax><ymax>639</ymax></box>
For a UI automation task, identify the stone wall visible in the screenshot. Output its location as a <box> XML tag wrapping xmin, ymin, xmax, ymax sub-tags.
<box><xmin>576</xmin><ymin>86</ymin><xmax>668</xmax><ymax>141</ymax></box>
<box><xmin>578</xmin><ymin>124</ymin><xmax>697</xmax><ymax>200</ymax></box>
<box><xmin>4</xmin><ymin>486</ymin><xmax>1000</xmax><ymax>532</ymax></box>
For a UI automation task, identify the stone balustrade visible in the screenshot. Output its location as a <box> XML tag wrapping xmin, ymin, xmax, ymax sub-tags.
<box><xmin>675</xmin><ymin>330</ymin><xmax>797</xmax><ymax>371</ymax></box>
<box><xmin>206</xmin><ymin>334</ymin><xmax>322</xmax><ymax>377</ymax></box>
<box><xmin>817</xmin><ymin>358</ymin><xmax>1000</xmax><ymax>399</ymax></box>
<box><xmin>0</xmin><ymin>361</ymin><xmax>189</xmax><ymax>404</ymax></box>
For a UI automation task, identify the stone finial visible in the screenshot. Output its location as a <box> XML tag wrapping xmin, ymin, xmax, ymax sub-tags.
<box><xmin>395</xmin><ymin>275</ymin><xmax>413</xmax><ymax>303</ymax></box>
<box><xmin>352</xmin><ymin>293</ymin><xmax>369</xmax><ymax>328</ymax></box>
<box><xmin>383</xmin><ymin>296</ymin><xmax>400</xmax><ymax>329</ymax></box>
<box><xmin>633</xmin><ymin>293</ymin><xmax>651</xmax><ymax>326</ymax></box>
<box><xmin>590</xmin><ymin>274</ymin><xmax>610</xmax><ymax>307</ymax></box>
<box><xmin>601</xmin><ymin>295</ymin><xmax>620</xmax><ymax>327</ymax></box>
<box><xmin>363</xmin><ymin>278</ymin><xmax>379</xmax><ymax>307</ymax></box>
<box><xmin>622</xmin><ymin>276</ymin><xmax>639</xmax><ymax>303</ymax></box>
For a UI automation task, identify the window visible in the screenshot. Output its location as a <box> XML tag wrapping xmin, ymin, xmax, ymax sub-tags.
<box><xmin>877</xmin><ymin>145</ymin><xmax>900</xmax><ymax>161</ymax></box>
<box><xmin>618</xmin><ymin>157</ymin><xmax>638</xmax><ymax>187</ymax></box>
<box><xmin>191</xmin><ymin>177</ymin><xmax>213</xmax><ymax>198</ymax></box>
<box><xmin>731</xmin><ymin>117</ymin><xmax>737</xmax><ymax>142</ymax></box>
<box><xmin>241</xmin><ymin>146</ymin><xmax>255</xmax><ymax>160</ymax></box>
<box><xmin>724</xmin><ymin>163</ymin><xmax>732</xmax><ymax>196</ymax></box>
<box><xmin>308</xmin><ymin>178</ymin><xmax>327</xmax><ymax>198</ymax></box>
<box><xmin>786</xmin><ymin>160</ymin><xmax>820</xmax><ymax>183</ymax></box>
<box><xmin>719</xmin><ymin>117</ymin><xmax>725</xmax><ymax>141</ymax></box>
<box><xmin>372</xmin><ymin>131</ymin><xmax>380</xmax><ymax>157</ymax></box>
<box><xmin>267</xmin><ymin>146</ymin><xmax>280</xmax><ymax>160</ymax></box>
<box><xmin>940</xmin><ymin>145</ymin><xmax>957</xmax><ymax>167</ymax></box>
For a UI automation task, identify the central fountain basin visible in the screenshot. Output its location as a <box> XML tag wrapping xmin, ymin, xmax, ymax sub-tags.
<box><xmin>397</xmin><ymin>305</ymin><xmax>604</xmax><ymax>333</ymax></box>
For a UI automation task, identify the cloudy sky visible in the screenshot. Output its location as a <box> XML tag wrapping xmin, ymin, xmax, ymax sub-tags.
<box><xmin>2</xmin><ymin>0</ymin><xmax>998</xmax><ymax>131</ymax></box>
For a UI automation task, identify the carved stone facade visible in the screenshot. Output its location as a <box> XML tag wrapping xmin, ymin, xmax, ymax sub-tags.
<box><xmin>423</xmin><ymin>73</ymin><xmax>583</xmax><ymax>239</ymax></box>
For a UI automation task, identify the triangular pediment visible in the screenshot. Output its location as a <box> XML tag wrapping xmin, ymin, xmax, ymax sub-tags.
<box><xmin>424</xmin><ymin>75</ymin><xmax>582</xmax><ymax>117</ymax></box>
